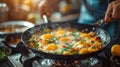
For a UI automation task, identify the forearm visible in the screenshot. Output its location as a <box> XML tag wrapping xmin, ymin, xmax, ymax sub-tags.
<box><xmin>44</xmin><ymin>0</ymin><xmax>61</xmax><ymax>6</ymax></box>
<box><xmin>42</xmin><ymin>0</ymin><xmax>61</xmax><ymax>10</ymax></box>
<box><xmin>38</xmin><ymin>0</ymin><xmax>61</xmax><ymax>17</ymax></box>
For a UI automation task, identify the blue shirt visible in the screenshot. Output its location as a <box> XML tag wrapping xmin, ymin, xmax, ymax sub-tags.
<box><xmin>78</xmin><ymin>0</ymin><xmax>119</xmax><ymax>40</ymax></box>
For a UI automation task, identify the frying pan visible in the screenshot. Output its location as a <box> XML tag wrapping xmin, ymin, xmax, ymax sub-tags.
<box><xmin>21</xmin><ymin>21</ymin><xmax>111</xmax><ymax>60</ymax></box>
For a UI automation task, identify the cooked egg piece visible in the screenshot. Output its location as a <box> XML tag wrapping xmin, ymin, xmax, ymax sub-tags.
<box><xmin>56</xmin><ymin>29</ymin><xmax>65</xmax><ymax>35</ymax></box>
<box><xmin>41</xmin><ymin>34</ymin><xmax>53</xmax><ymax>40</ymax></box>
<box><xmin>88</xmin><ymin>46</ymin><xmax>98</xmax><ymax>53</ymax></box>
<box><xmin>59</xmin><ymin>37</ymin><xmax>69</xmax><ymax>42</ymax></box>
<box><xmin>45</xmin><ymin>44</ymin><xmax>58</xmax><ymax>50</ymax></box>
<box><xmin>79</xmin><ymin>48</ymin><xmax>89</xmax><ymax>54</ymax></box>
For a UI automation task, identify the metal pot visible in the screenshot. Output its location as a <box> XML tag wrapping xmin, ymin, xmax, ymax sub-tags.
<box><xmin>0</xmin><ymin>21</ymin><xmax>34</xmax><ymax>35</ymax></box>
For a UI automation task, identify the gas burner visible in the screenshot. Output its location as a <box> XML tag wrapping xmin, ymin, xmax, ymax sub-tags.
<box><xmin>53</xmin><ymin>60</ymin><xmax>80</xmax><ymax>67</ymax></box>
<box><xmin>35</xmin><ymin>57</ymin><xmax>101</xmax><ymax>67</ymax></box>
<box><xmin>38</xmin><ymin>59</ymin><xmax>81</xmax><ymax>67</ymax></box>
<box><xmin>8</xmin><ymin>53</ymin><xmax>110</xmax><ymax>67</ymax></box>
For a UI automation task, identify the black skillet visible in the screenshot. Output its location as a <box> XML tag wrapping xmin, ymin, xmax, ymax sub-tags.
<box><xmin>21</xmin><ymin>18</ymin><xmax>111</xmax><ymax>61</ymax></box>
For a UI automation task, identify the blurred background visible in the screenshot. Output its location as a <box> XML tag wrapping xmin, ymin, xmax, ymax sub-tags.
<box><xmin>0</xmin><ymin>0</ymin><xmax>81</xmax><ymax>50</ymax></box>
<box><xmin>0</xmin><ymin>0</ymin><xmax>81</xmax><ymax>24</ymax></box>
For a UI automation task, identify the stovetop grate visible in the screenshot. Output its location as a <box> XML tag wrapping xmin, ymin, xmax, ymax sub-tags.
<box><xmin>7</xmin><ymin>53</ymin><xmax>111</xmax><ymax>67</ymax></box>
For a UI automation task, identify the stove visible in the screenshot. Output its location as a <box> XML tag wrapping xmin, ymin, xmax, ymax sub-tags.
<box><xmin>7</xmin><ymin>52</ymin><xmax>111</xmax><ymax>67</ymax></box>
<box><xmin>1</xmin><ymin>40</ymin><xmax>119</xmax><ymax>67</ymax></box>
<box><xmin>1</xmin><ymin>39</ymin><xmax>119</xmax><ymax>67</ymax></box>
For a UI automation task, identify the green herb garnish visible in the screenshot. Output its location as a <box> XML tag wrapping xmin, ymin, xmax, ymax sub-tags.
<box><xmin>62</xmin><ymin>44</ymin><xmax>74</xmax><ymax>53</ymax></box>
<box><xmin>32</xmin><ymin>40</ymin><xmax>39</xmax><ymax>49</ymax></box>
<box><xmin>0</xmin><ymin>48</ymin><xmax>6</xmax><ymax>59</ymax></box>
<box><xmin>48</xmin><ymin>37</ymin><xmax>58</xmax><ymax>43</ymax></box>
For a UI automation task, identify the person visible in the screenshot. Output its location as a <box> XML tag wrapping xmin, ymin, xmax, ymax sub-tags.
<box><xmin>38</xmin><ymin>0</ymin><xmax>120</xmax><ymax>57</ymax></box>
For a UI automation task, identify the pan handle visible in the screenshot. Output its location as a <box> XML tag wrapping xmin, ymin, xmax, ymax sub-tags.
<box><xmin>43</xmin><ymin>15</ymin><xmax>51</xmax><ymax>24</ymax></box>
<box><xmin>93</xmin><ymin>18</ymin><xmax>119</xmax><ymax>27</ymax></box>
<box><xmin>43</xmin><ymin>15</ymin><xmax>48</xmax><ymax>23</ymax></box>
<box><xmin>94</xmin><ymin>19</ymin><xmax>107</xmax><ymax>27</ymax></box>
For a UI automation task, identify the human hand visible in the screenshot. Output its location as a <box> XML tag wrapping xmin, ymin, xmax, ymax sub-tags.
<box><xmin>104</xmin><ymin>0</ymin><xmax>120</xmax><ymax>23</ymax></box>
<box><xmin>38</xmin><ymin>0</ymin><xmax>60</xmax><ymax>18</ymax></box>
